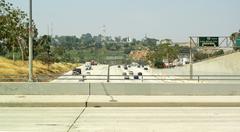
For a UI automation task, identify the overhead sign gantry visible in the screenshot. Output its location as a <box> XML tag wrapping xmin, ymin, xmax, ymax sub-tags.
<box><xmin>188</xmin><ymin>36</ymin><xmax>233</xmax><ymax>79</ymax></box>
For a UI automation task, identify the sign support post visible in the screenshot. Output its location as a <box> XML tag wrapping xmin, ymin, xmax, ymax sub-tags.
<box><xmin>189</xmin><ymin>37</ymin><xmax>193</xmax><ymax>80</ymax></box>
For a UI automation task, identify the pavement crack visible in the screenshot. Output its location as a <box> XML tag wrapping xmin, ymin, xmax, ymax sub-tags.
<box><xmin>66</xmin><ymin>95</ymin><xmax>90</xmax><ymax>132</ymax></box>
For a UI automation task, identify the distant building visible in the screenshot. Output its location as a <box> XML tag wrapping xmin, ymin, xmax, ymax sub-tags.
<box><xmin>175</xmin><ymin>42</ymin><xmax>190</xmax><ymax>47</ymax></box>
<box><xmin>160</xmin><ymin>39</ymin><xmax>174</xmax><ymax>45</ymax></box>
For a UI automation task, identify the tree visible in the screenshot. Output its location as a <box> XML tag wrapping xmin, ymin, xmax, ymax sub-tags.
<box><xmin>143</xmin><ymin>38</ymin><xmax>158</xmax><ymax>50</ymax></box>
<box><xmin>194</xmin><ymin>52</ymin><xmax>208</xmax><ymax>61</ymax></box>
<box><xmin>230</xmin><ymin>31</ymin><xmax>240</xmax><ymax>51</ymax></box>
<box><xmin>0</xmin><ymin>0</ymin><xmax>38</xmax><ymax>61</ymax></box>
<box><xmin>80</xmin><ymin>33</ymin><xmax>94</xmax><ymax>48</ymax></box>
<box><xmin>154</xmin><ymin>59</ymin><xmax>165</xmax><ymax>68</ymax></box>
<box><xmin>147</xmin><ymin>43</ymin><xmax>180</xmax><ymax>68</ymax></box>
<box><xmin>35</xmin><ymin>35</ymin><xmax>53</xmax><ymax>67</ymax></box>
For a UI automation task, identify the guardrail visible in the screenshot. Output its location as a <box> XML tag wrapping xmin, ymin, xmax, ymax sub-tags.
<box><xmin>1</xmin><ymin>74</ymin><xmax>240</xmax><ymax>83</ymax></box>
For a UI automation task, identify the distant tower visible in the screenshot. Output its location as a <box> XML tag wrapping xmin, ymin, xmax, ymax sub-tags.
<box><xmin>102</xmin><ymin>25</ymin><xmax>107</xmax><ymax>36</ymax></box>
<box><xmin>101</xmin><ymin>25</ymin><xmax>107</xmax><ymax>45</ymax></box>
<box><xmin>144</xmin><ymin>34</ymin><xmax>148</xmax><ymax>40</ymax></box>
<box><xmin>51</xmin><ymin>23</ymin><xmax>53</xmax><ymax>37</ymax></box>
<box><xmin>47</xmin><ymin>24</ymin><xmax>49</xmax><ymax>36</ymax></box>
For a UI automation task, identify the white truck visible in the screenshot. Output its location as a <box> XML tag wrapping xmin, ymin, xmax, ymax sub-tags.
<box><xmin>85</xmin><ymin>62</ymin><xmax>92</xmax><ymax>70</ymax></box>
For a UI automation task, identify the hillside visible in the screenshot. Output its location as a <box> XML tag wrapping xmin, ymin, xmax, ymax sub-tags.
<box><xmin>0</xmin><ymin>57</ymin><xmax>79</xmax><ymax>81</ymax></box>
<box><xmin>129</xmin><ymin>50</ymin><xmax>149</xmax><ymax>61</ymax></box>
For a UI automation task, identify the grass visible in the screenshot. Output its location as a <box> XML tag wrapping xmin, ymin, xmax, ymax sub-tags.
<box><xmin>0</xmin><ymin>57</ymin><xmax>79</xmax><ymax>82</ymax></box>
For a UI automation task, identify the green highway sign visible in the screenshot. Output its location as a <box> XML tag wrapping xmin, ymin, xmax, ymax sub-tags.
<box><xmin>199</xmin><ymin>37</ymin><xmax>219</xmax><ymax>47</ymax></box>
<box><xmin>236</xmin><ymin>37</ymin><xmax>240</xmax><ymax>47</ymax></box>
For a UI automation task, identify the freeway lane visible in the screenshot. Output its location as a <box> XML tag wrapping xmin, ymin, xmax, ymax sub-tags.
<box><xmin>52</xmin><ymin>64</ymin><xmax>239</xmax><ymax>83</ymax></box>
<box><xmin>0</xmin><ymin>107</ymin><xmax>240</xmax><ymax>132</ymax></box>
<box><xmin>52</xmin><ymin>64</ymin><xmax>171</xmax><ymax>83</ymax></box>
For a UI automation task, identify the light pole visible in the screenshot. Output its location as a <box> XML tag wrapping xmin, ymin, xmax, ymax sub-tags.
<box><xmin>28</xmin><ymin>0</ymin><xmax>33</xmax><ymax>82</ymax></box>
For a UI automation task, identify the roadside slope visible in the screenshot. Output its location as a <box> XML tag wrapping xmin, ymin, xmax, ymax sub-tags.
<box><xmin>0</xmin><ymin>57</ymin><xmax>79</xmax><ymax>81</ymax></box>
<box><xmin>152</xmin><ymin>52</ymin><xmax>240</xmax><ymax>75</ymax></box>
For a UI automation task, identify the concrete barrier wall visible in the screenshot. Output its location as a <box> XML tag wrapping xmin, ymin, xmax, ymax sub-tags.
<box><xmin>0</xmin><ymin>83</ymin><xmax>89</xmax><ymax>95</ymax></box>
<box><xmin>1</xmin><ymin>83</ymin><xmax>240</xmax><ymax>95</ymax></box>
<box><xmin>90</xmin><ymin>83</ymin><xmax>240</xmax><ymax>95</ymax></box>
<box><xmin>152</xmin><ymin>52</ymin><xmax>240</xmax><ymax>75</ymax></box>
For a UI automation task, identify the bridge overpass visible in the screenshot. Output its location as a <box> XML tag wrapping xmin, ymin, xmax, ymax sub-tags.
<box><xmin>1</xmin><ymin>82</ymin><xmax>240</xmax><ymax>132</ymax></box>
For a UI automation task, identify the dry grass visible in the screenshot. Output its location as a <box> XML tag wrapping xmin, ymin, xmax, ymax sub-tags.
<box><xmin>0</xmin><ymin>57</ymin><xmax>79</xmax><ymax>81</ymax></box>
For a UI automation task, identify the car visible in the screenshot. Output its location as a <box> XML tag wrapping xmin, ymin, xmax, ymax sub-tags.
<box><xmin>86</xmin><ymin>72</ymin><xmax>91</xmax><ymax>75</ymax></box>
<box><xmin>134</xmin><ymin>75</ymin><xmax>139</xmax><ymax>79</ymax></box>
<box><xmin>86</xmin><ymin>67</ymin><xmax>92</xmax><ymax>70</ymax></box>
<box><xmin>129</xmin><ymin>71</ymin><xmax>134</xmax><ymax>76</ymax></box>
<box><xmin>124</xmin><ymin>75</ymin><xmax>130</xmax><ymax>80</ymax></box>
<box><xmin>72</xmin><ymin>68</ymin><xmax>81</xmax><ymax>75</ymax></box>
<box><xmin>124</xmin><ymin>66</ymin><xmax>128</xmax><ymax>70</ymax></box>
<box><xmin>128</xmin><ymin>65</ymin><xmax>131</xmax><ymax>68</ymax></box>
<box><xmin>122</xmin><ymin>72</ymin><xmax>127</xmax><ymax>76</ymax></box>
<box><xmin>138</xmin><ymin>72</ymin><xmax>143</xmax><ymax>76</ymax></box>
<box><xmin>118</xmin><ymin>65</ymin><xmax>121</xmax><ymax>68</ymax></box>
<box><xmin>137</xmin><ymin>65</ymin><xmax>141</xmax><ymax>68</ymax></box>
<box><xmin>91</xmin><ymin>60</ymin><xmax>98</xmax><ymax>65</ymax></box>
<box><xmin>144</xmin><ymin>67</ymin><xmax>149</xmax><ymax>70</ymax></box>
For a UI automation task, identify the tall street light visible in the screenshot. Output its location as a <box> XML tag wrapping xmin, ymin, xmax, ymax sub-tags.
<box><xmin>28</xmin><ymin>0</ymin><xmax>33</xmax><ymax>82</ymax></box>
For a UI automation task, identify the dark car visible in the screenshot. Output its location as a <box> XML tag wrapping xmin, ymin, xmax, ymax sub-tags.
<box><xmin>138</xmin><ymin>72</ymin><xmax>143</xmax><ymax>76</ymax></box>
<box><xmin>72</xmin><ymin>68</ymin><xmax>81</xmax><ymax>75</ymax></box>
<box><xmin>144</xmin><ymin>67</ymin><xmax>149</xmax><ymax>70</ymax></box>
<box><xmin>118</xmin><ymin>65</ymin><xmax>121</xmax><ymax>68</ymax></box>
<box><xmin>137</xmin><ymin>65</ymin><xmax>141</xmax><ymax>68</ymax></box>
<box><xmin>124</xmin><ymin>75</ymin><xmax>130</xmax><ymax>80</ymax></box>
<box><xmin>124</xmin><ymin>66</ymin><xmax>128</xmax><ymax>70</ymax></box>
<box><xmin>134</xmin><ymin>75</ymin><xmax>139</xmax><ymax>79</ymax></box>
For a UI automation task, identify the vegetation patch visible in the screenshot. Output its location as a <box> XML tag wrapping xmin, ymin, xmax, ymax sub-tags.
<box><xmin>0</xmin><ymin>57</ymin><xmax>79</xmax><ymax>82</ymax></box>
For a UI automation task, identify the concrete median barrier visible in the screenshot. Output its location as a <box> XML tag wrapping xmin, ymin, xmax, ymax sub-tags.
<box><xmin>1</xmin><ymin>95</ymin><xmax>240</xmax><ymax>107</ymax></box>
<box><xmin>0</xmin><ymin>83</ymin><xmax>89</xmax><ymax>95</ymax></box>
<box><xmin>1</xmin><ymin>83</ymin><xmax>240</xmax><ymax>95</ymax></box>
<box><xmin>90</xmin><ymin>83</ymin><xmax>240</xmax><ymax>96</ymax></box>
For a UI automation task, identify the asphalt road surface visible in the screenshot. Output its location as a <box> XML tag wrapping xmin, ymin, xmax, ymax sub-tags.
<box><xmin>52</xmin><ymin>64</ymin><xmax>192</xmax><ymax>83</ymax></box>
<box><xmin>0</xmin><ymin>107</ymin><xmax>240</xmax><ymax>132</ymax></box>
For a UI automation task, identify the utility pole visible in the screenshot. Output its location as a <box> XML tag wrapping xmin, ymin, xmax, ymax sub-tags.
<box><xmin>28</xmin><ymin>0</ymin><xmax>33</xmax><ymax>82</ymax></box>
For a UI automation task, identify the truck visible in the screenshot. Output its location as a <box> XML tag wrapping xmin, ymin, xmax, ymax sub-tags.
<box><xmin>85</xmin><ymin>62</ymin><xmax>92</xmax><ymax>70</ymax></box>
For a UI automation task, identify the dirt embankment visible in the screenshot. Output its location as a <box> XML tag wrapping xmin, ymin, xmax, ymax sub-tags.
<box><xmin>0</xmin><ymin>57</ymin><xmax>79</xmax><ymax>82</ymax></box>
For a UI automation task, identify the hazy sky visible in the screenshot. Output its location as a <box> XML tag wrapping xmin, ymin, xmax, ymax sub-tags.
<box><xmin>8</xmin><ymin>0</ymin><xmax>240</xmax><ymax>41</ymax></box>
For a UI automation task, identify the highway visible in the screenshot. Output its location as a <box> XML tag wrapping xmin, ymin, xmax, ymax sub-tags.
<box><xmin>0</xmin><ymin>107</ymin><xmax>240</xmax><ymax>132</ymax></box>
<box><xmin>52</xmin><ymin>64</ymin><xmax>192</xmax><ymax>83</ymax></box>
<box><xmin>51</xmin><ymin>63</ymin><xmax>240</xmax><ymax>83</ymax></box>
